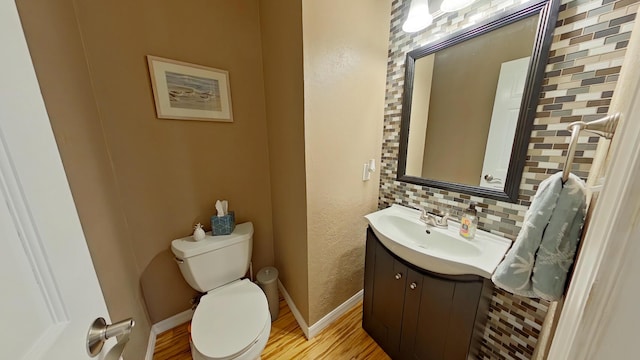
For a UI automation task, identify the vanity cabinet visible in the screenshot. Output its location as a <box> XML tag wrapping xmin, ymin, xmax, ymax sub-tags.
<box><xmin>363</xmin><ymin>227</ymin><xmax>492</xmax><ymax>360</ymax></box>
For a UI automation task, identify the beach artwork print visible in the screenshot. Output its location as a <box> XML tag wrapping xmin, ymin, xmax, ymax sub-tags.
<box><xmin>147</xmin><ymin>56</ymin><xmax>233</xmax><ymax>122</ymax></box>
<box><xmin>165</xmin><ymin>72</ymin><xmax>222</xmax><ymax>112</ymax></box>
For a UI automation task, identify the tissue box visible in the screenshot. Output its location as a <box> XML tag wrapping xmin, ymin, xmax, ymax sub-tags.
<box><xmin>211</xmin><ymin>211</ymin><xmax>235</xmax><ymax>236</ymax></box>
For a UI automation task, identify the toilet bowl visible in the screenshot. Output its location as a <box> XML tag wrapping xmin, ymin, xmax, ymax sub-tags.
<box><xmin>190</xmin><ymin>280</ymin><xmax>270</xmax><ymax>360</ymax></box>
<box><xmin>171</xmin><ymin>222</ymin><xmax>271</xmax><ymax>360</ymax></box>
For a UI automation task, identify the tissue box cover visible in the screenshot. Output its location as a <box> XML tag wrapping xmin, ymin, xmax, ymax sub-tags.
<box><xmin>211</xmin><ymin>211</ymin><xmax>235</xmax><ymax>236</ymax></box>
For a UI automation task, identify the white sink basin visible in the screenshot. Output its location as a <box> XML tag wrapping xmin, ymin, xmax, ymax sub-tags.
<box><xmin>365</xmin><ymin>204</ymin><xmax>512</xmax><ymax>278</ymax></box>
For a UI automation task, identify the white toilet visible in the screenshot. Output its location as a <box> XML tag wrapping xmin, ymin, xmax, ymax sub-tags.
<box><xmin>171</xmin><ymin>222</ymin><xmax>271</xmax><ymax>360</ymax></box>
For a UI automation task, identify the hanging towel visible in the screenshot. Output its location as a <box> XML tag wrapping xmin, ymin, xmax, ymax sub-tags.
<box><xmin>491</xmin><ymin>172</ymin><xmax>587</xmax><ymax>301</ymax></box>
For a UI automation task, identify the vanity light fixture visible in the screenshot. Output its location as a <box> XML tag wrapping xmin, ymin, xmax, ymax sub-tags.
<box><xmin>402</xmin><ymin>0</ymin><xmax>433</xmax><ymax>33</ymax></box>
<box><xmin>440</xmin><ymin>0</ymin><xmax>477</xmax><ymax>13</ymax></box>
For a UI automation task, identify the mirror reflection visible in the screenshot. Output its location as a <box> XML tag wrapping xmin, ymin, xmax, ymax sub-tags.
<box><xmin>404</xmin><ymin>14</ymin><xmax>539</xmax><ymax>191</ymax></box>
<box><xmin>397</xmin><ymin>0</ymin><xmax>560</xmax><ymax>202</ymax></box>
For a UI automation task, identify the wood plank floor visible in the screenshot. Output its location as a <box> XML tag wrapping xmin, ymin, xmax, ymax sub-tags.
<box><xmin>153</xmin><ymin>296</ymin><xmax>390</xmax><ymax>359</ymax></box>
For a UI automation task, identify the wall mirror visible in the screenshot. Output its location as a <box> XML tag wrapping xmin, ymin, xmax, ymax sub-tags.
<box><xmin>397</xmin><ymin>0</ymin><xmax>560</xmax><ymax>202</ymax></box>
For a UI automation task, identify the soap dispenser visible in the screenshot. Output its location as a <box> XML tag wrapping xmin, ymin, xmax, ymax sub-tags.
<box><xmin>460</xmin><ymin>202</ymin><xmax>478</xmax><ymax>239</ymax></box>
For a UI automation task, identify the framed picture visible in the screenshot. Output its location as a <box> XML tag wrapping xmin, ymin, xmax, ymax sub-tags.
<box><xmin>147</xmin><ymin>55</ymin><xmax>233</xmax><ymax>122</ymax></box>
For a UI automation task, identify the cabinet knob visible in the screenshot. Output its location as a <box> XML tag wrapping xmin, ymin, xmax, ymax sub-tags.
<box><xmin>395</xmin><ymin>273</ymin><xmax>402</xmax><ymax>280</ymax></box>
<box><xmin>410</xmin><ymin>282</ymin><xmax>417</xmax><ymax>290</ymax></box>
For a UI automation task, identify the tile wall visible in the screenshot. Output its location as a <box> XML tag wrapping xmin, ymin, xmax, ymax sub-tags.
<box><xmin>379</xmin><ymin>0</ymin><xmax>638</xmax><ymax>358</ymax></box>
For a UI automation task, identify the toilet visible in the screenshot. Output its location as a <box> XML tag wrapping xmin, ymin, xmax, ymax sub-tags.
<box><xmin>171</xmin><ymin>222</ymin><xmax>271</xmax><ymax>360</ymax></box>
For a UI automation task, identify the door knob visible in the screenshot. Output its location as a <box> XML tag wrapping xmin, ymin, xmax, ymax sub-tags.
<box><xmin>87</xmin><ymin>317</ymin><xmax>135</xmax><ymax>357</ymax></box>
<box><xmin>410</xmin><ymin>282</ymin><xmax>417</xmax><ymax>290</ymax></box>
<box><xmin>395</xmin><ymin>273</ymin><xmax>403</xmax><ymax>280</ymax></box>
<box><xmin>484</xmin><ymin>174</ymin><xmax>502</xmax><ymax>183</ymax></box>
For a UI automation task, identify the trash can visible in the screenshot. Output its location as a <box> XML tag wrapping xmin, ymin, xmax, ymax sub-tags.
<box><xmin>256</xmin><ymin>266</ymin><xmax>279</xmax><ymax>321</ymax></box>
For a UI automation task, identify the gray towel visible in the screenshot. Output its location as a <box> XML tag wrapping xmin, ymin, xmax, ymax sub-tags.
<box><xmin>491</xmin><ymin>172</ymin><xmax>587</xmax><ymax>301</ymax></box>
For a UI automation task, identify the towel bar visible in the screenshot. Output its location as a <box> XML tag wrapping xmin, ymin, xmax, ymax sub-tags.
<box><xmin>562</xmin><ymin>113</ymin><xmax>620</xmax><ymax>183</ymax></box>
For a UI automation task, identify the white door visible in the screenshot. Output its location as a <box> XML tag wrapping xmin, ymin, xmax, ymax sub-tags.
<box><xmin>1</xmin><ymin>1</ymin><xmax>115</xmax><ymax>358</ymax></box>
<box><xmin>480</xmin><ymin>56</ymin><xmax>530</xmax><ymax>189</ymax></box>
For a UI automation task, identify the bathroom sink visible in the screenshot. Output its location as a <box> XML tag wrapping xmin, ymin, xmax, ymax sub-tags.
<box><xmin>365</xmin><ymin>204</ymin><xmax>512</xmax><ymax>278</ymax></box>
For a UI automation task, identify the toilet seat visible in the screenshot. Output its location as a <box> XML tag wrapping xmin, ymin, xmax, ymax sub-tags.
<box><xmin>191</xmin><ymin>279</ymin><xmax>270</xmax><ymax>360</ymax></box>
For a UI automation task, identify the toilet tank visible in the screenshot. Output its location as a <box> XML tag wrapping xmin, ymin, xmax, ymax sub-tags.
<box><xmin>171</xmin><ymin>222</ymin><xmax>254</xmax><ymax>293</ymax></box>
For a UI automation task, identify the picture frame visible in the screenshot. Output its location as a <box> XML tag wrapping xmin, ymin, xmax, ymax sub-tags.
<box><xmin>147</xmin><ymin>55</ymin><xmax>233</xmax><ymax>122</ymax></box>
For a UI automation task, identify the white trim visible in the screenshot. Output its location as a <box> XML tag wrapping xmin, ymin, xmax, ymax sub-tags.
<box><xmin>153</xmin><ymin>308</ymin><xmax>194</xmax><ymax>334</ymax></box>
<box><xmin>277</xmin><ymin>280</ymin><xmax>364</xmax><ymax>340</ymax></box>
<box><xmin>308</xmin><ymin>289</ymin><xmax>364</xmax><ymax>339</ymax></box>
<box><xmin>144</xmin><ymin>309</ymin><xmax>194</xmax><ymax>360</ymax></box>
<box><xmin>277</xmin><ymin>280</ymin><xmax>310</xmax><ymax>339</ymax></box>
<box><xmin>145</xmin><ymin>331</ymin><xmax>156</xmax><ymax>360</ymax></box>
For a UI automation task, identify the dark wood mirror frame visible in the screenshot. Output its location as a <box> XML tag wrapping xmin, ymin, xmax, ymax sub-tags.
<box><xmin>397</xmin><ymin>0</ymin><xmax>560</xmax><ymax>203</ymax></box>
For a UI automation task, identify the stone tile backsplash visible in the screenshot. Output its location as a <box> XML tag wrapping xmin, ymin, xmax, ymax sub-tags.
<box><xmin>379</xmin><ymin>0</ymin><xmax>638</xmax><ymax>358</ymax></box>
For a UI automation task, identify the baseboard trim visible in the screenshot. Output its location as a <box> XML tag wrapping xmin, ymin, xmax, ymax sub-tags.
<box><xmin>277</xmin><ymin>279</ymin><xmax>310</xmax><ymax>339</ymax></box>
<box><xmin>153</xmin><ymin>308</ymin><xmax>194</xmax><ymax>334</ymax></box>
<box><xmin>308</xmin><ymin>289</ymin><xmax>364</xmax><ymax>339</ymax></box>
<box><xmin>277</xmin><ymin>280</ymin><xmax>364</xmax><ymax>340</ymax></box>
<box><xmin>145</xmin><ymin>309</ymin><xmax>194</xmax><ymax>360</ymax></box>
<box><xmin>145</xmin><ymin>330</ymin><xmax>156</xmax><ymax>360</ymax></box>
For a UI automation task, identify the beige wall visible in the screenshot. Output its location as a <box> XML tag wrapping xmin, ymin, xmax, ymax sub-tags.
<box><xmin>424</xmin><ymin>16</ymin><xmax>537</xmax><ymax>185</ymax></box>
<box><xmin>19</xmin><ymin>0</ymin><xmax>274</xmax><ymax>335</ymax></box>
<box><xmin>259</xmin><ymin>0</ymin><xmax>310</xmax><ymax>323</ymax></box>
<box><xmin>302</xmin><ymin>0</ymin><xmax>391</xmax><ymax>325</ymax></box>
<box><xmin>260</xmin><ymin>0</ymin><xmax>391</xmax><ymax>325</ymax></box>
<box><xmin>15</xmin><ymin>0</ymin><xmax>151</xmax><ymax>358</ymax></box>
<box><xmin>72</xmin><ymin>0</ymin><xmax>274</xmax><ymax>323</ymax></box>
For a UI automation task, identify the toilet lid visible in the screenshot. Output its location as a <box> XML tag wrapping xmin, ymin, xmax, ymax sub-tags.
<box><xmin>191</xmin><ymin>279</ymin><xmax>269</xmax><ymax>359</ymax></box>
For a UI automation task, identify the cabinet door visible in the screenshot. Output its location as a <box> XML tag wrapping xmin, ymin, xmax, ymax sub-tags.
<box><xmin>401</xmin><ymin>270</ymin><xmax>484</xmax><ymax>360</ymax></box>
<box><xmin>443</xmin><ymin>280</ymin><xmax>484</xmax><ymax>359</ymax></box>
<box><xmin>363</xmin><ymin>228</ymin><xmax>407</xmax><ymax>358</ymax></box>
<box><xmin>401</xmin><ymin>268</ymin><xmax>455</xmax><ymax>359</ymax></box>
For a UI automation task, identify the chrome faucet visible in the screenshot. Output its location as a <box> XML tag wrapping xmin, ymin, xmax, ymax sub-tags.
<box><xmin>420</xmin><ymin>209</ymin><xmax>454</xmax><ymax>228</ymax></box>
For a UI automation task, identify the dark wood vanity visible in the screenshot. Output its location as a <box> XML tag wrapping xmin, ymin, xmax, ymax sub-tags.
<box><xmin>363</xmin><ymin>227</ymin><xmax>493</xmax><ymax>359</ymax></box>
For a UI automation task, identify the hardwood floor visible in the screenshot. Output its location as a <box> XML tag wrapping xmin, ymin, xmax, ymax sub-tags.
<box><xmin>153</xmin><ymin>296</ymin><xmax>390</xmax><ymax>359</ymax></box>
<box><xmin>153</xmin><ymin>321</ymin><xmax>192</xmax><ymax>360</ymax></box>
